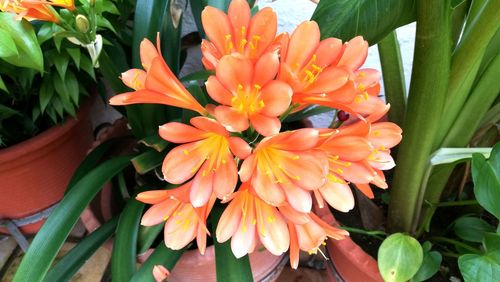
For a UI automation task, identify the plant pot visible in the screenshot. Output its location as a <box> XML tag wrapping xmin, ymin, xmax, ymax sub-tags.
<box><xmin>0</xmin><ymin>96</ymin><xmax>95</xmax><ymax>235</ymax></box>
<box><xmin>80</xmin><ymin>118</ymin><xmax>286</xmax><ymax>281</ymax></box>
<box><xmin>313</xmin><ymin>203</ymin><xmax>383</xmax><ymax>282</ymax></box>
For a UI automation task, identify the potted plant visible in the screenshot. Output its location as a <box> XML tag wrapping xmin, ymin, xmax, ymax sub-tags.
<box><xmin>0</xmin><ymin>0</ymin><xmax>126</xmax><ymax>235</ymax></box>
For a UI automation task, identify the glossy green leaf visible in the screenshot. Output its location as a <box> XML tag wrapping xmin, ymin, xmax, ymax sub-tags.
<box><xmin>0</xmin><ymin>13</ymin><xmax>43</xmax><ymax>71</ymax></box>
<box><xmin>137</xmin><ymin>223</ymin><xmax>165</xmax><ymax>255</ymax></box>
<box><xmin>66</xmin><ymin>48</ymin><xmax>81</xmax><ymax>70</ymax></box>
<box><xmin>47</xmin><ymin>50</ymin><xmax>69</xmax><ymax>80</ymax></box>
<box><xmin>484</xmin><ymin>233</ymin><xmax>500</xmax><ymax>252</ymax></box>
<box><xmin>488</xmin><ymin>143</ymin><xmax>500</xmax><ymax>179</ymax></box>
<box><xmin>412</xmin><ymin>248</ymin><xmax>442</xmax><ymax>282</ymax></box>
<box><xmin>112</xmin><ymin>198</ymin><xmax>145</xmax><ymax>282</ymax></box>
<box><xmin>159</xmin><ymin>0</ymin><xmax>183</xmax><ymax>74</ymax></box>
<box><xmin>44</xmin><ymin>217</ymin><xmax>119</xmax><ymax>282</ymax></box>
<box><xmin>472</xmin><ymin>153</ymin><xmax>500</xmax><ymax>220</ymax></box>
<box><xmin>211</xmin><ymin>206</ymin><xmax>254</xmax><ymax>282</ymax></box>
<box><xmin>188</xmin><ymin>0</ymin><xmax>207</xmax><ymax>38</ymax></box>
<box><xmin>378</xmin><ymin>233</ymin><xmax>423</xmax><ymax>282</ymax></box>
<box><xmin>80</xmin><ymin>55</ymin><xmax>96</xmax><ymax>80</ymax></box>
<box><xmin>13</xmin><ymin>156</ymin><xmax>134</xmax><ymax>282</ymax></box>
<box><xmin>131</xmin><ymin>242</ymin><xmax>185</xmax><ymax>282</ymax></box>
<box><xmin>453</xmin><ymin>217</ymin><xmax>495</xmax><ymax>243</ymax></box>
<box><xmin>180</xmin><ymin>70</ymin><xmax>214</xmax><ymax>83</ymax></box>
<box><xmin>131</xmin><ymin>149</ymin><xmax>167</xmax><ymax>174</ymax></box>
<box><xmin>0</xmin><ymin>29</ymin><xmax>18</xmax><ymax>57</ymax></box>
<box><xmin>284</xmin><ymin>106</ymin><xmax>333</xmax><ymax>122</ymax></box>
<box><xmin>0</xmin><ymin>75</ymin><xmax>6</xmax><ymax>92</ymax></box>
<box><xmin>139</xmin><ymin>134</ymin><xmax>170</xmax><ymax>152</ymax></box>
<box><xmin>207</xmin><ymin>0</ymin><xmax>231</xmax><ymax>11</ymax></box>
<box><xmin>39</xmin><ymin>77</ymin><xmax>55</xmax><ymax>113</ymax></box>
<box><xmin>458</xmin><ymin>250</ymin><xmax>500</xmax><ymax>282</ymax></box>
<box><xmin>311</xmin><ymin>0</ymin><xmax>416</xmax><ymax>45</ymax></box>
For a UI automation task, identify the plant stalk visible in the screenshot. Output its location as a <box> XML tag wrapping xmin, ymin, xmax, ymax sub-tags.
<box><xmin>387</xmin><ymin>0</ymin><xmax>452</xmax><ymax>233</ymax></box>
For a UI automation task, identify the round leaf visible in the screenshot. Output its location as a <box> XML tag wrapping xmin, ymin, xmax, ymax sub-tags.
<box><xmin>412</xmin><ymin>250</ymin><xmax>442</xmax><ymax>281</ymax></box>
<box><xmin>378</xmin><ymin>233</ymin><xmax>423</xmax><ymax>282</ymax></box>
<box><xmin>453</xmin><ymin>216</ymin><xmax>495</xmax><ymax>243</ymax></box>
<box><xmin>458</xmin><ymin>252</ymin><xmax>500</xmax><ymax>282</ymax></box>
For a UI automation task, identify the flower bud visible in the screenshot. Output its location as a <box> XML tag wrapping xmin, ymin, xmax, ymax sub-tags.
<box><xmin>337</xmin><ymin>110</ymin><xmax>350</xmax><ymax>122</ymax></box>
<box><xmin>76</xmin><ymin>15</ymin><xmax>89</xmax><ymax>33</ymax></box>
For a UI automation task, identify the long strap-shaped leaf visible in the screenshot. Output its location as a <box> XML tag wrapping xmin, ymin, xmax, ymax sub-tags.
<box><xmin>112</xmin><ymin>198</ymin><xmax>145</xmax><ymax>282</ymax></box>
<box><xmin>43</xmin><ymin>217</ymin><xmax>119</xmax><ymax>282</ymax></box>
<box><xmin>131</xmin><ymin>242</ymin><xmax>185</xmax><ymax>282</ymax></box>
<box><xmin>13</xmin><ymin>156</ymin><xmax>134</xmax><ymax>282</ymax></box>
<box><xmin>211</xmin><ymin>206</ymin><xmax>254</xmax><ymax>282</ymax></box>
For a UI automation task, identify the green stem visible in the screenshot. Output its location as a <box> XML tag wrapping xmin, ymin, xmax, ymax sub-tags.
<box><xmin>429</xmin><ymin>199</ymin><xmax>478</xmax><ymax>207</ymax></box>
<box><xmin>428</xmin><ymin>237</ymin><xmax>481</xmax><ymax>254</ymax></box>
<box><xmin>441</xmin><ymin>251</ymin><xmax>461</xmax><ymax>258</ymax></box>
<box><xmin>387</xmin><ymin>0</ymin><xmax>452</xmax><ymax>233</ymax></box>
<box><xmin>338</xmin><ymin>226</ymin><xmax>386</xmax><ymax>240</ymax></box>
<box><xmin>377</xmin><ymin>31</ymin><xmax>406</xmax><ymax>126</ymax></box>
<box><xmin>451</xmin><ymin>0</ymin><xmax>471</xmax><ymax>48</ymax></box>
<box><xmin>434</xmin><ymin>0</ymin><xmax>500</xmax><ymax>147</ymax></box>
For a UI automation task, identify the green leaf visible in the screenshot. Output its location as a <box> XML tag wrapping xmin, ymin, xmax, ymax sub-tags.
<box><xmin>0</xmin><ymin>75</ymin><xmax>6</xmax><ymax>92</ymax></box>
<box><xmin>284</xmin><ymin>106</ymin><xmax>333</xmax><ymax>122</ymax></box>
<box><xmin>112</xmin><ymin>198</ymin><xmax>145</xmax><ymax>282</ymax></box>
<box><xmin>37</xmin><ymin>23</ymin><xmax>54</xmax><ymax>45</ymax></box>
<box><xmin>207</xmin><ymin>0</ymin><xmax>231</xmax><ymax>11</ymax></box>
<box><xmin>47</xmin><ymin>50</ymin><xmax>69</xmax><ymax>80</ymax></box>
<box><xmin>189</xmin><ymin>0</ymin><xmax>207</xmax><ymax>38</ymax></box>
<box><xmin>472</xmin><ymin>153</ymin><xmax>500</xmax><ymax>220</ymax></box>
<box><xmin>13</xmin><ymin>156</ymin><xmax>134</xmax><ymax>282</ymax></box>
<box><xmin>412</xmin><ymin>249</ymin><xmax>442</xmax><ymax>282</ymax></box>
<box><xmin>180</xmin><ymin>70</ymin><xmax>214</xmax><ymax>83</ymax></box>
<box><xmin>488</xmin><ymin>142</ymin><xmax>500</xmax><ymax>179</ymax></box>
<box><xmin>65</xmin><ymin>70</ymin><xmax>80</xmax><ymax>105</ymax></box>
<box><xmin>0</xmin><ymin>29</ymin><xmax>18</xmax><ymax>57</ymax></box>
<box><xmin>484</xmin><ymin>233</ymin><xmax>500</xmax><ymax>252</ymax></box>
<box><xmin>137</xmin><ymin>224</ymin><xmax>165</xmax><ymax>255</ymax></box>
<box><xmin>453</xmin><ymin>217</ymin><xmax>495</xmax><ymax>243</ymax></box>
<box><xmin>44</xmin><ymin>217</ymin><xmax>119</xmax><ymax>282</ymax></box>
<box><xmin>378</xmin><ymin>233</ymin><xmax>423</xmax><ymax>282</ymax></box>
<box><xmin>0</xmin><ymin>13</ymin><xmax>43</xmax><ymax>72</ymax></box>
<box><xmin>139</xmin><ymin>134</ymin><xmax>170</xmax><ymax>152</ymax></box>
<box><xmin>211</xmin><ymin>206</ymin><xmax>254</xmax><ymax>282</ymax></box>
<box><xmin>311</xmin><ymin>0</ymin><xmax>416</xmax><ymax>45</ymax></box>
<box><xmin>458</xmin><ymin>251</ymin><xmax>500</xmax><ymax>282</ymax></box>
<box><xmin>131</xmin><ymin>242</ymin><xmax>185</xmax><ymax>282</ymax></box>
<box><xmin>80</xmin><ymin>55</ymin><xmax>96</xmax><ymax>80</ymax></box>
<box><xmin>66</xmin><ymin>48</ymin><xmax>81</xmax><ymax>69</ymax></box>
<box><xmin>131</xmin><ymin>149</ymin><xmax>167</xmax><ymax>174</ymax></box>
<box><xmin>430</xmin><ymin>147</ymin><xmax>492</xmax><ymax>166</ymax></box>
<box><xmin>39</xmin><ymin>77</ymin><xmax>55</xmax><ymax>113</ymax></box>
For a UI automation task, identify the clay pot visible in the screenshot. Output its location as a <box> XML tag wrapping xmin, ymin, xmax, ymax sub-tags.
<box><xmin>313</xmin><ymin>203</ymin><xmax>383</xmax><ymax>282</ymax></box>
<box><xmin>0</xmin><ymin>96</ymin><xmax>95</xmax><ymax>234</ymax></box>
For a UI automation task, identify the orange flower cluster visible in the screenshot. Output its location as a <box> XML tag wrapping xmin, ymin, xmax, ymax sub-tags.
<box><xmin>110</xmin><ymin>0</ymin><xmax>402</xmax><ymax>270</ymax></box>
<box><xmin>0</xmin><ymin>0</ymin><xmax>74</xmax><ymax>23</ymax></box>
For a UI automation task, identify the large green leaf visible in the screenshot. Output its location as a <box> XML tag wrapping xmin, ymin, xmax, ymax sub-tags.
<box><xmin>0</xmin><ymin>13</ymin><xmax>43</xmax><ymax>71</ymax></box>
<box><xmin>472</xmin><ymin>152</ymin><xmax>500</xmax><ymax>220</ymax></box>
<box><xmin>131</xmin><ymin>242</ymin><xmax>185</xmax><ymax>282</ymax></box>
<box><xmin>211</xmin><ymin>206</ymin><xmax>254</xmax><ymax>282</ymax></box>
<box><xmin>453</xmin><ymin>216</ymin><xmax>495</xmax><ymax>243</ymax></box>
<box><xmin>311</xmin><ymin>0</ymin><xmax>416</xmax><ymax>45</ymax></box>
<box><xmin>0</xmin><ymin>29</ymin><xmax>18</xmax><ymax>57</ymax></box>
<box><xmin>411</xmin><ymin>242</ymin><xmax>442</xmax><ymax>282</ymax></box>
<box><xmin>43</xmin><ymin>217</ymin><xmax>119</xmax><ymax>282</ymax></box>
<box><xmin>13</xmin><ymin>156</ymin><xmax>134</xmax><ymax>282</ymax></box>
<box><xmin>458</xmin><ymin>249</ymin><xmax>500</xmax><ymax>282</ymax></box>
<box><xmin>112</xmin><ymin>198</ymin><xmax>145</xmax><ymax>282</ymax></box>
<box><xmin>378</xmin><ymin>233</ymin><xmax>423</xmax><ymax>282</ymax></box>
<box><xmin>137</xmin><ymin>224</ymin><xmax>165</xmax><ymax>254</ymax></box>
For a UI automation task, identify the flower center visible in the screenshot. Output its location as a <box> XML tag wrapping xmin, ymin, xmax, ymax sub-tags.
<box><xmin>297</xmin><ymin>54</ymin><xmax>323</xmax><ymax>85</ymax></box>
<box><xmin>231</xmin><ymin>84</ymin><xmax>265</xmax><ymax>115</ymax></box>
<box><xmin>224</xmin><ymin>27</ymin><xmax>262</xmax><ymax>56</ymax></box>
<box><xmin>255</xmin><ymin>147</ymin><xmax>301</xmax><ymax>184</ymax></box>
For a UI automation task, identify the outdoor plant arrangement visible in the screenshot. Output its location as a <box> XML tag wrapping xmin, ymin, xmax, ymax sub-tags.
<box><xmin>12</xmin><ymin>0</ymin><xmax>404</xmax><ymax>281</ymax></box>
<box><xmin>0</xmin><ymin>0</ymin><xmax>127</xmax><ymax>236</ymax></box>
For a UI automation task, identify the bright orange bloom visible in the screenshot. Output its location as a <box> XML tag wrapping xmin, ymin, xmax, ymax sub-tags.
<box><xmin>152</xmin><ymin>265</ymin><xmax>170</xmax><ymax>282</ymax></box>
<box><xmin>159</xmin><ymin>116</ymin><xmax>251</xmax><ymax>207</ymax></box>
<box><xmin>206</xmin><ymin>54</ymin><xmax>292</xmax><ymax>136</ymax></box>
<box><xmin>1</xmin><ymin>0</ymin><xmax>62</xmax><ymax>22</ymax></box>
<box><xmin>239</xmin><ymin>128</ymin><xmax>329</xmax><ymax>212</ymax></box>
<box><xmin>278</xmin><ymin>21</ymin><xmax>384</xmax><ymax>117</ymax></box>
<box><xmin>110</xmin><ymin>37</ymin><xmax>207</xmax><ymax>115</ymax></box>
<box><xmin>136</xmin><ymin>182</ymin><xmax>215</xmax><ymax>254</ymax></box>
<box><xmin>216</xmin><ymin>183</ymin><xmax>290</xmax><ymax>258</ymax></box>
<box><xmin>201</xmin><ymin>0</ymin><xmax>278</xmax><ymax>69</ymax></box>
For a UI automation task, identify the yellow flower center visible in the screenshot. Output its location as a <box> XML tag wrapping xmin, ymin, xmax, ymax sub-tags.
<box><xmin>296</xmin><ymin>54</ymin><xmax>323</xmax><ymax>85</ymax></box>
<box><xmin>255</xmin><ymin>146</ymin><xmax>301</xmax><ymax>184</ymax></box>
<box><xmin>224</xmin><ymin>27</ymin><xmax>262</xmax><ymax>56</ymax></box>
<box><xmin>231</xmin><ymin>84</ymin><xmax>265</xmax><ymax>115</ymax></box>
<box><xmin>183</xmin><ymin>133</ymin><xmax>230</xmax><ymax>175</ymax></box>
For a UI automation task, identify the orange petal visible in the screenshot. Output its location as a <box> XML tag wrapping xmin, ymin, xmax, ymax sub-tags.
<box><xmin>201</xmin><ymin>6</ymin><xmax>232</xmax><ymax>54</ymax></box>
<box><xmin>190</xmin><ymin>116</ymin><xmax>229</xmax><ymax>136</ymax></box>
<box><xmin>252</xmin><ymin>169</ymin><xmax>286</xmax><ymax>206</ymax></box>
<box><xmin>196</xmin><ymin>224</ymin><xmax>208</xmax><ymax>255</ymax></box>
<box><xmin>285</xmin><ymin>21</ymin><xmax>320</xmax><ymax>70</ymax></box>
<box><xmin>259</xmin><ymin>81</ymin><xmax>292</xmax><ymax>117</ymax></box>
<box><xmin>337</xmin><ymin>36</ymin><xmax>368</xmax><ymax>71</ymax></box>
<box><xmin>164</xmin><ymin>205</ymin><xmax>198</xmax><ymax>250</ymax></box>
<box><xmin>369</xmin><ymin>150</ymin><xmax>395</xmax><ymax>170</ymax></box>
<box><xmin>315</xmin><ymin>37</ymin><xmax>343</xmax><ymax>68</ymax></box>
<box><xmin>136</xmin><ymin>190</ymin><xmax>170</xmax><ymax>204</ymax></box>
<box><xmin>340</xmin><ymin>162</ymin><xmax>375</xmax><ymax>184</ymax></box>
<box><xmin>319</xmin><ymin>182</ymin><xmax>354</xmax><ymax>212</ymax></box>
<box><xmin>369</xmin><ymin>122</ymin><xmax>403</xmax><ymax>149</ymax></box>
<box><xmin>109</xmin><ymin>90</ymin><xmax>176</xmax><ymax>106</ymax></box>
<box><xmin>206</xmin><ymin>75</ymin><xmax>233</xmax><ymax>105</ymax></box>
<box><xmin>228</xmin><ymin>0</ymin><xmax>251</xmax><ymax>46</ymax></box>
<box><xmin>309</xmin><ymin>212</ymin><xmax>349</xmax><ymax>240</ymax></box>
<box><xmin>152</xmin><ymin>265</ymin><xmax>170</xmax><ymax>282</ymax></box>
<box><xmin>121</xmin><ymin>69</ymin><xmax>146</xmax><ymax>90</ymax></box>
<box><xmin>239</xmin><ymin>155</ymin><xmax>256</xmax><ymax>182</ymax></box>
<box><xmin>321</xmin><ymin>135</ymin><xmax>372</xmax><ymax>161</ymax></box>
<box><xmin>140</xmin><ymin>38</ymin><xmax>159</xmax><ymax>71</ymax></box>
<box><xmin>214</xmin><ymin>106</ymin><xmax>249</xmax><ymax>132</ymax></box>
<box><xmin>247</xmin><ymin>7</ymin><xmax>277</xmax><ymax>59</ymax></box>
<box><xmin>213</xmin><ymin>155</ymin><xmax>238</xmax><ymax>199</ymax></box>
<box><xmin>230</xmin><ymin>196</ymin><xmax>256</xmax><ymax>258</ymax></box>
<box><xmin>278</xmin><ymin>204</ymin><xmax>310</xmax><ymax>225</ymax></box>
<box><xmin>190</xmin><ymin>163</ymin><xmax>215</xmax><ymax>207</ymax></box>
<box><xmin>303</xmin><ymin>67</ymin><xmax>350</xmax><ymax>94</ymax></box>
<box><xmin>274</xmin><ymin>128</ymin><xmax>319</xmax><ymax>151</ymax></box>
<box><xmin>295</xmin><ymin>220</ymin><xmax>325</xmax><ymax>251</ymax></box>
<box><xmin>249</xmin><ymin>114</ymin><xmax>280</xmax><ymax>137</ymax></box>
<box><xmin>201</xmin><ymin>40</ymin><xmax>220</xmax><ymax>70</ymax></box>
<box><xmin>216</xmin><ymin>194</ymin><xmax>243</xmax><ymax>242</ymax></box>
<box><xmin>256</xmin><ymin>201</ymin><xmax>290</xmax><ymax>255</ymax></box>
<box><xmin>216</xmin><ymin>55</ymin><xmax>253</xmax><ymax>92</ymax></box>
<box><xmin>288</xmin><ymin>224</ymin><xmax>300</xmax><ymax>269</ymax></box>
<box><xmin>354</xmin><ymin>68</ymin><xmax>381</xmax><ymax>87</ymax></box>
<box><xmin>228</xmin><ymin>137</ymin><xmax>252</xmax><ymax>159</ymax></box>
<box><xmin>283</xmin><ymin>151</ymin><xmax>328</xmax><ymax>190</ymax></box>
<box><xmin>354</xmin><ymin>183</ymin><xmax>374</xmax><ymax>199</ymax></box>
<box><xmin>281</xmin><ymin>182</ymin><xmax>312</xmax><ymax>213</ymax></box>
<box><xmin>253</xmin><ymin>52</ymin><xmax>279</xmax><ymax>86</ymax></box>
<box><xmin>159</xmin><ymin>122</ymin><xmax>206</xmax><ymax>143</ymax></box>
<box><xmin>141</xmin><ymin>199</ymin><xmax>179</xmax><ymax>226</ymax></box>
<box><xmin>162</xmin><ymin>143</ymin><xmax>205</xmax><ymax>184</ymax></box>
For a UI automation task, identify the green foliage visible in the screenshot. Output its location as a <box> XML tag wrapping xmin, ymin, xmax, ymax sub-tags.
<box><xmin>378</xmin><ymin>233</ymin><xmax>423</xmax><ymax>282</ymax></box>
<box><xmin>472</xmin><ymin>144</ymin><xmax>500</xmax><ymax>220</ymax></box>
<box><xmin>453</xmin><ymin>217</ymin><xmax>495</xmax><ymax>243</ymax></box>
<box><xmin>458</xmin><ymin>233</ymin><xmax>500</xmax><ymax>282</ymax></box>
<box><xmin>411</xmin><ymin>242</ymin><xmax>442</xmax><ymax>282</ymax></box>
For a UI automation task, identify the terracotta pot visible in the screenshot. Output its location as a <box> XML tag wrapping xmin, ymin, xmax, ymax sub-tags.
<box><xmin>313</xmin><ymin>203</ymin><xmax>383</xmax><ymax>282</ymax></box>
<box><xmin>80</xmin><ymin>118</ymin><xmax>286</xmax><ymax>281</ymax></box>
<box><xmin>0</xmin><ymin>96</ymin><xmax>95</xmax><ymax>234</ymax></box>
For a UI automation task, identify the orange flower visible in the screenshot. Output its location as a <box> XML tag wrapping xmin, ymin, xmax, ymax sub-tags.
<box><xmin>278</xmin><ymin>21</ymin><xmax>384</xmax><ymax>116</ymax></box>
<box><xmin>152</xmin><ymin>265</ymin><xmax>170</xmax><ymax>282</ymax></box>
<box><xmin>216</xmin><ymin>183</ymin><xmax>290</xmax><ymax>258</ymax></box>
<box><xmin>1</xmin><ymin>0</ymin><xmax>61</xmax><ymax>22</ymax></box>
<box><xmin>201</xmin><ymin>0</ymin><xmax>278</xmax><ymax>69</ymax></box>
<box><xmin>239</xmin><ymin>128</ymin><xmax>328</xmax><ymax>212</ymax></box>
<box><xmin>206</xmin><ymin>54</ymin><xmax>292</xmax><ymax>136</ymax></box>
<box><xmin>136</xmin><ymin>182</ymin><xmax>215</xmax><ymax>254</ymax></box>
<box><xmin>110</xmin><ymin>36</ymin><xmax>207</xmax><ymax>116</ymax></box>
<box><xmin>159</xmin><ymin>116</ymin><xmax>251</xmax><ymax>207</ymax></box>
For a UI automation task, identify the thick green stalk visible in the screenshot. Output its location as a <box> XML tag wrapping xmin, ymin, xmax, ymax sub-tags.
<box><xmin>451</xmin><ymin>0</ymin><xmax>471</xmax><ymax>48</ymax></box>
<box><xmin>434</xmin><ymin>0</ymin><xmax>500</xmax><ymax>147</ymax></box>
<box><xmin>377</xmin><ymin>31</ymin><xmax>407</xmax><ymax>126</ymax></box>
<box><xmin>387</xmin><ymin>0</ymin><xmax>452</xmax><ymax>233</ymax></box>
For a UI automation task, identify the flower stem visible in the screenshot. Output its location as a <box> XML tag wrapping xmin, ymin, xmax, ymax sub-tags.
<box><xmin>428</xmin><ymin>236</ymin><xmax>481</xmax><ymax>254</ymax></box>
